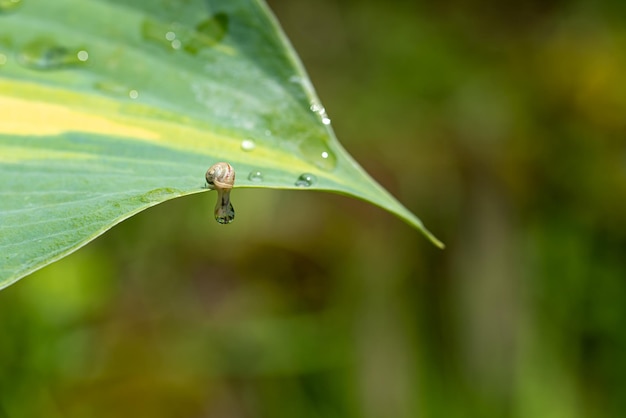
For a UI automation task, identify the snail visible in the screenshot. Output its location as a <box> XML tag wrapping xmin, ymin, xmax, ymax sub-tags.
<box><xmin>205</xmin><ymin>162</ymin><xmax>235</xmax><ymax>224</ymax></box>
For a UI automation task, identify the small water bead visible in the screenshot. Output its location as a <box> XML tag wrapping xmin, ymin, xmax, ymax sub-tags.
<box><xmin>142</xmin><ymin>20</ymin><xmax>181</xmax><ymax>51</ymax></box>
<box><xmin>77</xmin><ymin>50</ymin><xmax>89</xmax><ymax>62</ymax></box>
<box><xmin>295</xmin><ymin>173</ymin><xmax>317</xmax><ymax>188</ymax></box>
<box><xmin>93</xmin><ymin>81</ymin><xmax>141</xmax><ymax>101</ymax></box>
<box><xmin>142</xmin><ymin>14</ymin><xmax>229</xmax><ymax>55</ymax></box>
<box><xmin>248</xmin><ymin>170</ymin><xmax>264</xmax><ymax>182</ymax></box>
<box><xmin>310</xmin><ymin>102</ymin><xmax>324</xmax><ymax>113</ymax></box>
<box><xmin>298</xmin><ymin>141</ymin><xmax>337</xmax><ymax>171</ymax></box>
<box><xmin>319</xmin><ymin>149</ymin><xmax>336</xmax><ymax>170</ymax></box>
<box><xmin>18</xmin><ymin>39</ymin><xmax>89</xmax><ymax>70</ymax></box>
<box><xmin>240</xmin><ymin>138</ymin><xmax>256</xmax><ymax>151</ymax></box>
<box><xmin>165</xmin><ymin>31</ymin><xmax>181</xmax><ymax>49</ymax></box>
<box><xmin>310</xmin><ymin>101</ymin><xmax>331</xmax><ymax>125</ymax></box>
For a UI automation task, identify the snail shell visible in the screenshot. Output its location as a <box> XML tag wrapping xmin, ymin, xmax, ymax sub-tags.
<box><xmin>206</xmin><ymin>162</ymin><xmax>236</xmax><ymax>224</ymax></box>
<box><xmin>205</xmin><ymin>162</ymin><xmax>235</xmax><ymax>190</ymax></box>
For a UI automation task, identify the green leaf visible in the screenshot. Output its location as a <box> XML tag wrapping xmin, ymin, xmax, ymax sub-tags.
<box><xmin>0</xmin><ymin>0</ymin><xmax>443</xmax><ymax>290</ymax></box>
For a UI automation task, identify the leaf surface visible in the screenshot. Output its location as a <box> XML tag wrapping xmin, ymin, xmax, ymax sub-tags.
<box><xmin>0</xmin><ymin>0</ymin><xmax>442</xmax><ymax>289</ymax></box>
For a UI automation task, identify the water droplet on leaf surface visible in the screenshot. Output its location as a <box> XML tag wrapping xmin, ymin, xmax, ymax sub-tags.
<box><xmin>310</xmin><ymin>101</ymin><xmax>331</xmax><ymax>125</ymax></box>
<box><xmin>93</xmin><ymin>81</ymin><xmax>141</xmax><ymax>101</ymax></box>
<box><xmin>142</xmin><ymin>20</ymin><xmax>181</xmax><ymax>51</ymax></box>
<box><xmin>295</xmin><ymin>173</ymin><xmax>317</xmax><ymax>187</ymax></box>
<box><xmin>248</xmin><ymin>171</ymin><xmax>264</xmax><ymax>182</ymax></box>
<box><xmin>298</xmin><ymin>141</ymin><xmax>337</xmax><ymax>171</ymax></box>
<box><xmin>76</xmin><ymin>50</ymin><xmax>89</xmax><ymax>62</ymax></box>
<box><xmin>18</xmin><ymin>39</ymin><xmax>88</xmax><ymax>70</ymax></box>
<box><xmin>240</xmin><ymin>139</ymin><xmax>256</xmax><ymax>151</ymax></box>
<box><xmin>142</xmin><ymin>13</ymin><xmax>229</xmax><ymax>55</ymax></box>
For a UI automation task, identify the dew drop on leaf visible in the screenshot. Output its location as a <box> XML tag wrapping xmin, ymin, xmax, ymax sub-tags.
<box><xmin>298</xmin><ymin>141</ymin><xmax>337</xmax><ymax>171</ymax></box>
<box><xmin>295</xmin><ymin>173</ymin><xmax>317</xmax><ymax>187</ymax></box>
<box><xmin>76</xmin><ymin>50</ymin><xmax>89</xmax><ymax>62</ymax></box>
<box><xmin>93</xmin><ymin>81</ymin><xmax>140</xmax><ymax>101</ymax></box>
<box><xmin>240</xmin><ymin>138</ymin><xmax>256</xmax><ymax>151</ymax></box>
<box><xmin>310</xmin><ymin>101</ymin><xmax>331</xmax><ymax>125</ymax></box>
<box><xmin>142</xmin><ymin>13</ymin><xmax>229</xmax><ymax>55</ymax></box>
<box><xmin>141</xmin><ymin>20</ymin><xmax>183</xmax><ymax>51</ymax></box>
<box><xmin>17</xmin><ymin>38</ymin><xmax>88</xmax><ymax>70</ymax></box>
<box><xmin>248</xmin><ymin>170</ymin><xmax>264</xmax><ymax>182</ymax></box>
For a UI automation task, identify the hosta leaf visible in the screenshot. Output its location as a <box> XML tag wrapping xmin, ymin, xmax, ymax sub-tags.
<box><xmin>0</xmin><ymin>0</ymin><xmax>443</xmax><ymax>290</ymax></box>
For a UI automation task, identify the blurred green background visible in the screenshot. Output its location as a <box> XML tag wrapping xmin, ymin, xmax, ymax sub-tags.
<box><xmin>2</xmin><ymin>0</ymin><xmax>626</xmax><ymax>417</ymax></box>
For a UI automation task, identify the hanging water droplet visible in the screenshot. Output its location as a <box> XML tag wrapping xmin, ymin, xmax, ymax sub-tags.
<box><xmin>295</xmin><ymin>173</ymin><xmax>317</xmax><ymax>188</ymax></box>
<box><xmin>240</xmin><ymin>138</ymin><xmax>256</xmax><ymax>151</ymax></box>
<box><xmin>215</xmin><ymin>201</ymin><xmax>235</xmax><ymax>224</ymax></box>
<box><xmin>248</xmin><ymin>170</ymin><xmax>264</xmax><ymax>182</ymax></box>
<box><xmin>128</xmin><ymin>89</ymin><xmax>139</xmax><ymax>99</ymax></box>
<box><xmin>0</xmin><ymin>0</ymin><xmax>22</xmax><ymax>13</ymax></box>
<box><xmin>17</xmin><ymin>39</ymin><xmax>88</xmax><ymax>70</ymax></box>
<box><xmin>165</xmin><ymin>31</ymin><xmax>176</xmax><ymax>41</ymax></box>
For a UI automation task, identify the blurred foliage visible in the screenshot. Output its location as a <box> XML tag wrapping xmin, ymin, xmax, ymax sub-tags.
<box><xmin>1</xmin><ymin>0</ymin><xmax>626</xmax><ymax>417</ymax></box>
